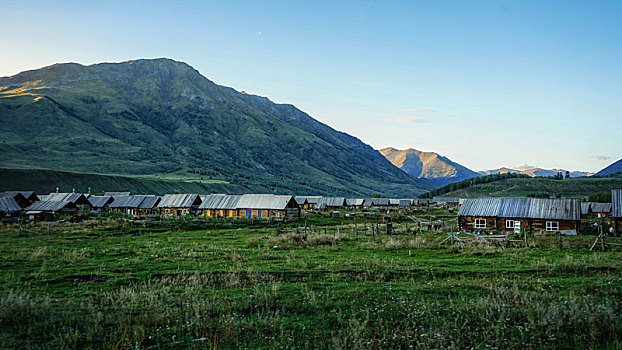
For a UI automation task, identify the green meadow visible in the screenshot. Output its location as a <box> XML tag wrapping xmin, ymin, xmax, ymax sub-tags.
<box><xmin>1</xmin><ymin>210</ymin><xmax>621</xmax><ymax>349</ymax></box>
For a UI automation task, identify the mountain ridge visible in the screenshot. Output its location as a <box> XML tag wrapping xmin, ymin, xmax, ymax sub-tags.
<box><xmin>379</xmin><ymin>147</ymin><xmax>480</xmax><ymax>187</ymax></box>
<box><xmin>596</xmin><ymin>158</ymin><xmax>622</xmax><ymax>176</ymax></box>
<box><xmin>0</xmin><ymin>58</ymin><xmax>433</xmax><ymax>196</ymax></box>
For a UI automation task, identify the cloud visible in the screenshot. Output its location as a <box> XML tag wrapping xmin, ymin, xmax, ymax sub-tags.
<box><xmin>257</xmin><ymin>31</ymin><xmax>262</xmax><ymax>36</ymax></box>
<box><xmin>591</xmin><ymin>155</ymin><xmax>611</xmax><ymax>161</ymax></box>
<box><xmin>392</xmin><ymin>116</ymin><xmax>428</xmax><ymax>123</ymax></box>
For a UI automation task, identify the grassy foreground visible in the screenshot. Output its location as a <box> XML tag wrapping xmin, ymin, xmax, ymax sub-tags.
<box><xmin>1</xmin><ymin>212</ymin><xmax>621</xmax><ymax>349</ymax></box>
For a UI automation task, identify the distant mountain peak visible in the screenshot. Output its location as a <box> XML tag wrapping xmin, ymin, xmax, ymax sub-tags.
<box><xmin>379</xmin><ymin>147</ymin><xmax>479</xmax><ymax>187</ymax></box>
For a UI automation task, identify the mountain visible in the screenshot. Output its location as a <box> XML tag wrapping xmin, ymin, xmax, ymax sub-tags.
<box><xmin>596</xmin><ymin>159</ymin><xmax>622</xmax><ymax>176</ymax></box>
<box><xmin>379</xmin><ymin>147</ymin><xmax>480</xmax><ymax>187</ymax></box>
<box><xmin>479</xmin><ymin>167</ymin><xmax>592</xmax><ymax>178</ymax></box>
<box><xmin>0</xmin><ymin>58</ymin><xmax>433</xmax><ymax>197</ymax></box>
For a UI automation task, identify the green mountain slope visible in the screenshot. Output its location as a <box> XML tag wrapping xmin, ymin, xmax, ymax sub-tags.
<box><xmin>438</xmin><ymin>176</ymin><xmax>622</xmax><ymax>199</ymax></box>
<box><xmin>0</xmin><ymin>58</ymin><xmax>433</xmax><ymax>196</ymax></box>
<box><xmin>379</xmin><ymin>147</ymin><xmax>480</xmax><ymax>186</ymax></box>
<box><xmin>0</xmin><ymin>168</ymin><xmax>248</xmax><ymax>195</ymax></box>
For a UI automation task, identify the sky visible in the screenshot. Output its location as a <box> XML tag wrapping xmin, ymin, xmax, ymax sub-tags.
<box><xmin>1</xmin><ymin>0</ymin><xmax>621</xmax><ymax>172</ymax></box>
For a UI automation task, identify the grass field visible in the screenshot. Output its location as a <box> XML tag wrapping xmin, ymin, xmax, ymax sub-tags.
<box><xmin>1</xmin><ymin>210</ymin><xmax>621</xmax><ymax>349</ymax></box>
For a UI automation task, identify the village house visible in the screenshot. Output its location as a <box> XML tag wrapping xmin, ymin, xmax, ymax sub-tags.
<box><xmin>25</xmin><ymin>200</ymin><xmax>78</xmax><ymax>220</ymax></box>
<box><xmin>88</xmin><ymin>196</ymin><xmax>114</xmax><ymax>213</ymax></box>
<box><xmin>316</xmin><ymin>197</ymin><xmax>347</xmax><ymax>210</ymax></box>
<box><xmin>581</xmin><ymin>202</ymin><xmax>612</xmax><ymax>219</ymax></box>
<box><xmin>612</xmin><ymin>189</ymin><xmax>622</xmax><ymax>235</ymax></box>
<box><xmin>458</xmin><ymin>197</ymin><xmax>582</xmax><ymax>235</ymax></box>
<box><xmin>137</xmin><ymin>196</ymin><xmax>161</xmax><ymax>215</ymax></box>
<box><xmin>0</xmin><ymin>197</ymin><xmax>22</xmax><ymax>218</ymax></box>
<box><xmin>346</xmin><ymin>198</ymin><xmax>365</xmax><ymax>208</ymax></box>
<box><xmin>295</xmin><ymin>196</ymin><xmax>321</xmax><ymax>209</ymax></box>
<box><xmin>199</xmin><ymin>194</ymin><xmax>301</xmax><ymax>220</ymax></box>
<box><xmin>44</xmin><ymin>193</ymin><xmax>91</xmax><ymax>213</ymax></box>
<box><xmin>0</xmin><ymin>191</ymin><xmax>40</xmax><ymax>208</ymax></box>
<box><xmin>157</xmin><ymin>194</ymin><xmax>202</xmax><ymax>216</ymax></box>
<box><xmin>432</xmin><ymin>197</ymin><xmax>461</xmax><ymax>208</ymax></box>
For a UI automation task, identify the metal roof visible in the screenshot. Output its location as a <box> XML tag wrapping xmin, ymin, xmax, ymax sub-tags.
<box><xmin>25</xmin><ymin>200</ymin><xmax>75</xmax><ymax>212</ymax></box>
<box><xmin>105</xmin><ymin>192</ymin><xmax>132</xmax><ymax>196</ymax></box>
<box><xmin>88</xmin><ymin>196</ymin><xmax>113</xmax><ymax>208</ymax></box>
<box><xmin>109</xmin><ymin>196</ymin><xmax>147</xmax><ymax>208</ymax></box>
<box><xmin>399</xmin><ymin>199</ymin><xmax>411</xmax><ymax>207</ymax></box>
<box><xmin>1</xmin><ymin>191</ymin><xmax>38</xmax><ymax>201</ymax></box>
<box><xmin>433</xmin><ymin>197</ymin><xmax>460</xmax><ymax>204</ymax></box>
<box><xmin>46</xmin><ymin>193</ymin><xmax>90</xmax><ymax>204</ymax></box>
<box><xmin>0</xmin><ymin>197</ymin><xmax>21</xmax><ymax>213</ymax></box>
<box><xmin>582</xmin><ymin>202</ymin><xmax>612</xmax><ymax>214</ymax></box>
<box><xmin>372</xmin><ymin>198</ymin><xmax>389</xmax><ymax>206</ymax></box>
<box><xmin>581</xmin><ymin>202</ymin><xmax>591</xmax><ymax>215</ymax></box>
<box><xmin>236</xmin><ymin>194</ymin><xmax>296</xmax><ymax>210</ymax></box>
<box><xmin>139</xmin><ymin>196</ymin><xmax>161</xmax><ymax>209</ymax></box>
<box><xmin>458</xmin><ymin>198</ymin><xmax>581</xmax><ymax>220</ymax></box>
<box><xmin>317</xmin><ymin>197</ymin><xmax>346</xmax><ymax>207</ymax></box>
<box><xmin>295</xmin><ymin>196</ymin><xmax>322</xmax><ymax>204</ymax></box>
<box><xmin>389</xmin><ymin>199</ymin><xmax>400</xmax><ymax>205</ymax></box>
<box><xmin>346</xmin><ymin>198</ymin><xmax>365</xmax><ymax>206</ymax></box>
<box><xmin>157</xmin><ymin>194</ymin><xmax>201</xmax><ymax>208</ymax></box>
<box><xmin>294</xmin><ymin>196</ymin><xmax>308</xmax><ymax>205</ymax></box>
<box><xmin>612</xmin><ymin>190</ymin><xmax>622</xmax><ymax>218</ymax></box>
<box><xmin>199</xmin><ymin>194</ymin><xmax>243</xmax><ymax>210</ymax></box>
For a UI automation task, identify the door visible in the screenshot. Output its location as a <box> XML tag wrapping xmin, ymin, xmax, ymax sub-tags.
<box><xmin>258</xmin><ymin>210</ymin><xmax>262</xmax><ymax>218</ymax></box>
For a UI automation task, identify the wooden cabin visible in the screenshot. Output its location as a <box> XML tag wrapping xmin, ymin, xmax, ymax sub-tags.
<box><xmin>432</xmin><ymin>197</ymin><xmax>461</xmax><ymax>208</ymax></box>
<box><xmin>157</xmin><ymin>194</ymin><xmax>202</xmax><ymax>216</ymax></box>
<box><xmin>346</xmin><ymin>198</ymin><xmax>365</xmax><ymax>208</ymax></box>
<box><xmin>0</xmin><ymin>197</ymin><xmax>22</xmax><ymax>217</ymax></box>
<box><xmin>295</xmin><ymin>196</ymin><xmax>321</xmax><ymax>209</ymax></box>
<box><xmin>137</xmin><ymin>196</ymin><xmax>161</xmax><ymax>215</ymax></box>
<box><xmin>199</xmin><ymin>194</ymin><xmax>301</xmax><ymax>221</ymax></box>
<box><xmin>88</xmin><ymin>196</ymin><xmax>114</xmax><ymax>213</ymax></box>
<box><xmin>612</xmin><ymin>190</ymin><xmax>622</xmax><ymax>235</ymax></box>
<box><xmin>414</xmin><ymin>199</ymin><xmax>431</xmax><ymax>208</ymax></box>
<box><xmin>0</xmin><ymin>191</ymin><xmax>39</xmax><ymax>208</ymax></box>
<box><xmin>458</xmin><ymin>197</ymin><xmax>582</xmax><ymax>235</ymax></box>
<box><xmin>25</xmin><ymin>200</ymin><xmax>78</xmax><ymax>220</ymax></box>
<box><xmin>316</xmin><ymin>197</ymin><xmax>347</xmax><ymax>210</ymax></box>
<box><xmin>45</xmin><ymin>193</ymin><xmax>91</xmax><ymax>213</ymax></box>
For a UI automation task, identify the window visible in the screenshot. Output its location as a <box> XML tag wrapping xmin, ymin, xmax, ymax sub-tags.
<box><xmin>165</xmin><ymin>209</ymin><xmax>170</xmax><ymax>214</ymax></box>
<box><xmin>506</xmin><ymin>220</ymin><xmax>514</xmax><ymax>229</ymax></box>
<box><xmin>546</xmin><ymin>221</ymin><xmax>559</xmax><ymax>232</ymax></box>
<box><xmin>475</xmin><ymin>219</ymin><xmax>486</xmax><ymax>228</ymax></box>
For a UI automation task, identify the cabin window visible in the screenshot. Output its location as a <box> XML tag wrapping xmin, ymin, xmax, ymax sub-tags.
<box><xmin>183</xmin><ymin>209</ymin><xmax>189</xmax><ymax>215</ymax></box>
<box><xmin>165</xmin><ymin>209</ymin><xmax>170</xmax><ymax>214</ymax></box>
<box><xmin>475</xmin><ymin>219</ymin><xmax>486</xmax><ymax>228</ymax></box>
<box><xmin>506</xmin><ymin>220</ymin><xmax>514</xmax><ymax>229</ymax></box>
<box><xmin>546</xmin><ymin>221</ymin><xmax>559</xmax><ymax>232</ymax></box>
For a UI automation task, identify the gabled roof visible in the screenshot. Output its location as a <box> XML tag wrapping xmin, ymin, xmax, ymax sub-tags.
<box><xmin>46</xmin><ymin>193</ymin><xmax>90</xmax><ymax>205</ymax></box>
<box><xmin>26</xmin><ymin>200</ymin><xmax>76</xmax><ymax>212</ymax></box>
<box><xmin>0</xmin><ymin>197</ymin><xmax>22</xmax><ymax>213</ymax></box>
<box><xmin>346</xmin><ymin>198</ymin><xmax>365</xmax><ymax>206</ymax></box>
<box><xmin>1</xmin><ymin>191</ymin><xmax>39</xmax><ymax>202</ymax></box>
<box><xmin>294</xmin><ymin>196</ymin><xmax>308</xmax><ymax>205</ymax></box>
<box><xmin>317</xmin><ymin>197</ymin><xmax>346</xmax><ymax>207</ymax></box>
<box><xmin>295</xmin><ymin>196</ymin><xmax>322</xmax><ymax>204</ymax></box>
<box><xmin>138</xmin><ymin>196</ymin><xmax>161</xmax><ymax>209</ymax></box>
<box><xmin>199</xmin><ymin>194</ymin><xmax>242</xmax><ymax>210</ymax></box>
<box><xmin>157</xmin><ymin>194</ymin><xmax>201</xmax><ymax>208</ymax></box>
<box><xmin>612</xmin><ymin>189</ymin><xmax>622</xmax><ymax>218</ymax></box>
<box><xmin>105</xmin><ymin>192</ymin><xmax>132</xmax><ymax>196</ymax></box>
<box><xmin>236</xmin><ymin>194</ymin><xmax>297</xmax><ymax>210</ymax></box>
<box><xmin>458</xmin><ymin>198</ymin><xmax>581</xmax><ymax>220</ymax></box>
<box><xmin>433</xmin><ymin>197</ymin><xmax>460</xmax><ymax>204</ymax></box>
<box><xmin>398</xmin><ymin>199</ymin><xmax>412</xmax><ymax>207</ymax></box>
<box><xmin>109</xmin><ymin>196</ymin><xmax>146</xmax><ymax>208</ymax></box>
<box><xmin>88</xmin><ymin>196</ymin><xmax>114</xmax><ymax>208</ymax></box>
<box><xmin>582</xmin><ymin>202</ymin><xmax>612</xmax><ymax>215</ymax></box>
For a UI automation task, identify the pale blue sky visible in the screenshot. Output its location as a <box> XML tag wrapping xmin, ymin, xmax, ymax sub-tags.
<box><xmin>2</xmin><ymin>0</ymin><xmax>621</xmax><ymax>171</ymax></box>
